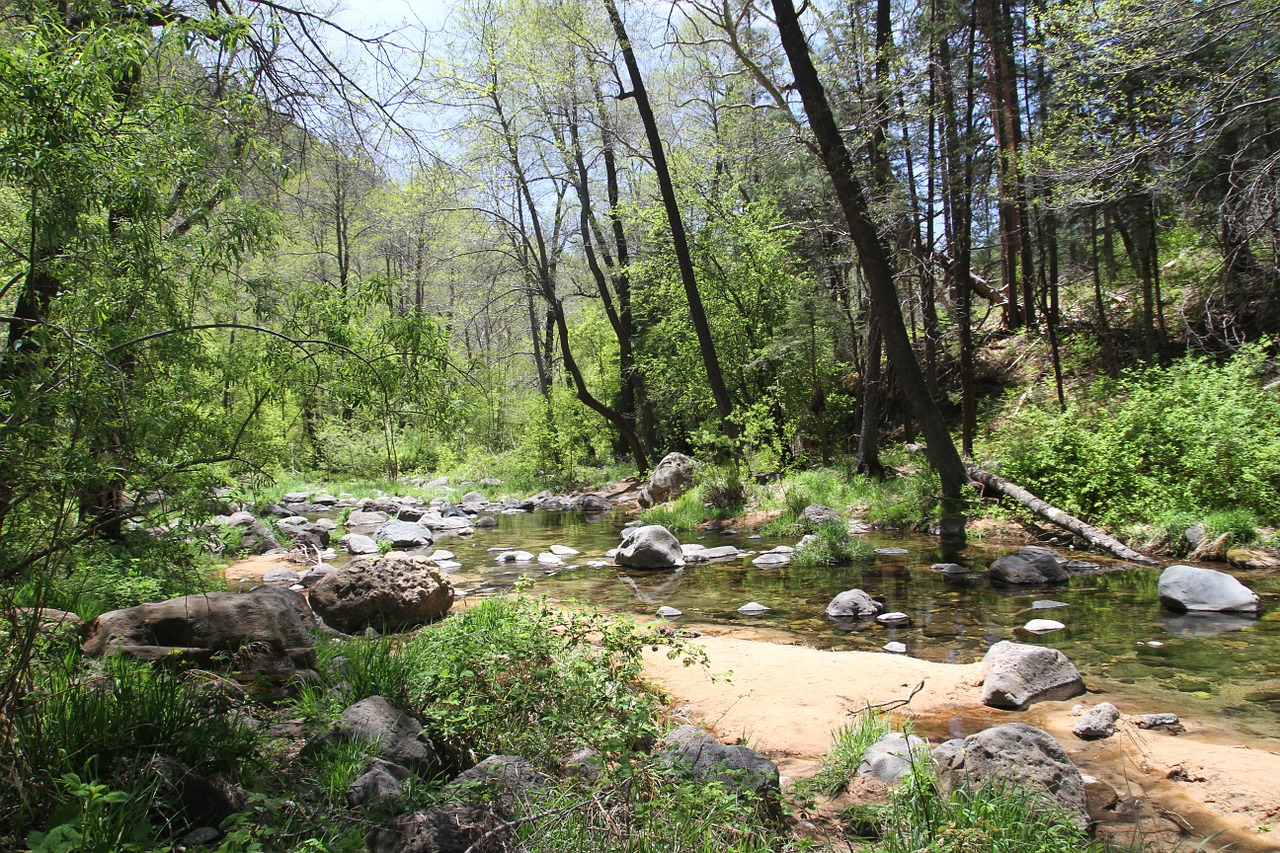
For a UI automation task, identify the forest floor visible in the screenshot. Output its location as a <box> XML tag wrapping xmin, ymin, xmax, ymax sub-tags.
<box><xmin>642</xmin><ymin>627</ymin><xmax>1280</xmax><ymax>852</ymax></box>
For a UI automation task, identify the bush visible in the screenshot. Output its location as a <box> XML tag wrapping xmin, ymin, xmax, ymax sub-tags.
<box><xmin>988</xmin><ymin>344</ymin><xmax>1280</xmax><ymax>528</ymax></box>
<box><xmin>793</xmin><ymin>520</ymin><xmax>874</xmax><ymax>567</ymax></box>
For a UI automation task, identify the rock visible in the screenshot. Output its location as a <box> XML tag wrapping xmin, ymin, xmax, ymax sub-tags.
<box><xmin>480</xmin><ymin>477</ymin><xmax>502</xmax><ymax>487</ymax></box>
<box><xmin>1158</xmin><ymin>564</ymin><xmax>1259</xmax><ymax>613</ymax></box>
<box><xmin>7</xmin><ymin>607</ymin><xmax>82</xmax><ymax>637</ymax></box>
<box><xmin>930</xmin><ymin>738</ymin><xmax>965</xmax><ymax>770</ymax></box>
<box><xmin>1184</xmin><ymin>523</ymin><xmax>1206</xmax><ymax>546</ymax></box>
<box><xmin>366</xmin><ymin>804</ymin><xmax>487</xmax><ymax>853</ymax></box>
<box><xmin>262</xmin><ymin>568</ymin><xmax>301</xmax><ymax>586</ymax></box>
<box><xmin>425</xmin><ymin>477</ymin><xmax>449</xmax><ymax>488</ymax></box>
<box><xmin>1023</xmin><ymin>619</ymin><xmax>1065</xmax><ymax>633</ymax></box>
<box><xmin>1132</xmin><ymin>713</ymin><xmax>1180</xmax><ymax>730</ymax></box>
<box><xmin>313</xmin><ymin>517</ymin><xmax>337</xmax><ymax>531</ymax></box>
<box><xmin>312</xmin><ymin>494</ymin><xmax>339</xmax><ymax>505</ymax></box>
<box><xmin>1022</xmin><ymin>545</ymin><xmax>1068</xmax><ymax>567</ymax></box>
<box><xmin>638</xmin><ymin>452</ymin><xmax>697</xmax><ymax>507</ymax></box>
<box><xmin>147</xmin><ymin>757</ymin><xmax>238</xmax><ymax>839</ymax></box>
<box><xmin>982</xmin><ymin>641</ymin><xmax>1085</xmax><ymax>709</ymax></box>
<box><xmin>616</xmin><ymin>525</ymin><xmax>685</xmax><ymax>569</ymax></box>
<box><xmin>883</xmin><ymin>642</ymin><xmax>907</xmax><ymax>654</ymax></box>
<box><xmin>1064</xmin><ymin>559</ymin><xmax>1102</xmax><ymax>574</ymax></box>
<box><xmin>236</xmin><ymin>524</ymin><xmax>282</xmax><ymax>555</ymax></box>
<box><xmin>1032</xmin><ymin>600</ymin><xmax>1069</xmax><ymax>610</ymax></box>
<box><xmin>437</xmin><ymin>503</ymin><xmax>468</xmax><ymax>520</ymax></box>
<box><xmin>341</xmin><ymin>533</ymin><xmax>381</xmax><ymax>556</ymax></box>
<box><xmin>329</xmin><ymin>696</ymin><xmax>438</xmax><ymax>774</ymax></box>
<box><xmin>656</xmin><ymin>606</ymin><xmax>683</xmax><ymax>618</ymax></box>
<box><xmin>416</xmin><ymin>514</ymin><xmax>474</xmax><ymax>534</ymax></box>
<box><xmin>497</xmin><ymin>550</ymin><xmax>534</xmax><ymax>563</ymax></box>
<box><xmin>308</xmin><ymin>555</ymin><xmax>453</xmax><ymax>633</ymax></box>
<box><xmin>801</xmin><ymin>504</ymin><xmax>842</xmax><ymax>526</ymax></box>
<box><xmin>373</xmin><ymin>520</ymin><xmax>435</xmax><ymax>549</ymax></box>
<box><xmin>737</xmin><ymin>601</ymin><xmax>771</xmax><ymax>615</ymax></box>
<box><xmin>858</xmin><ymin>732</ymin><xmax>928</xmax><ymax>783</ymax></box>
<box><xmin>349</xmin><ymin>763</ymin><xmax>407</xmax><ymax>806</ymax></box>
<box><xmin>660</xmin><ymin>725</ymin><xmax>779</xmax><ymax>796</ymax></box>
<box><xmin>282</xmin><ymin>491</ymin><xmax>310</xmax><ymax>504</ymax></box>
<box><xmin>549</xmin><ymin>544</ymin><xmax>580</xmax><ymax>556</ymax></box>
<box><xmin>989</xmin><ymin>548</ymin><xmax>1068</xmax><ymax>584</ymax></box>
<box><xmin>877</xmin><ymin>611</ymin><xmax>910</xmax><ymax>626</ymax></box>
<box><xmin>396</xmin><ymin>506</ymin><xmax>426</xmax><ymax>522</ymax></box>
<box><xmin>573</xmin><ymin>494</ymin><xmax>613</xmax><ymax>513</ymax></box>
<box><xmin>1083</xmin><ymin>775</ymin><xmax>1120</xmax><ymax>819</ymax></box>
<box><xmin>83</xmin><ymin>587</ymin><xmax>316</xmax><ymax>678</ymax></box>
<box><xmin>937</xmin><ymin>723</ymin><xmax>1087</xmax><ymax>824</ymax></box>
<box><xmin>213</xmin><ymin>510</ymin><xmax>256</xmax><ymax>527</ymax></box>
<box><xmin>475</xmin><ymin>516</ymin><xmax>498</xmax><ymax>528</ymax></box>
<box><xmin>931</xmin><ymin>562</ymin><xmax>969</xmax><ymax>575</ymax></box>
<box><xmin>460</xmin><ymin>491</ymin><xmax>486</xmax><ymax>505</ymax></box>
<box><xmin>752</xmin><ymin>553</ymin><xmax>791</xmax><ymax>567</ymax></box>
<box><xmin>345</xmin><ymin>510</ymin><xmax>390</xmax><ymax>530</ymax></box>
<box><xmin>446</xmin><ymin>755</ymin><xmax>547</xmax><ymax>814</ymax></box>
<box><xmin>1226</xmin><ymin>547</ymin><xmax>1280</xmax><ymax>569</ymax></box>
<box><xmin>1073</xmin><ymin>702</ymin><xmax>1121</xmax><ymax>740</ymax></box>
<box><xmin>875</xmin><ymin>547</ymin><xmax>909</xmax><ymax>556</ymax></box>
<box><xmin>824</xmin><ymin>589</ymin><xmax>884</xmax><ymax>619</ymax></box>
<box><xmin>536</xmin><ymin>553</ymin><xmax>563</xmax><ymax>566</ymax></box>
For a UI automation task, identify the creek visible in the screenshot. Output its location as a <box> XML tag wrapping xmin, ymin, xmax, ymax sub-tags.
<box><xmin>317</xmin><ymin>508</ymin><xmax>1280</xmax><ymax>740</ymax></box>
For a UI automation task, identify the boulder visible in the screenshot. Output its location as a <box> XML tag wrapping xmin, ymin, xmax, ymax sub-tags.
<box><xmin>345</xmin><ymin>510</ymin><xmax>390</xmax><ymax>530</ymax></box>
<box><xmin>373</xmin><ymin>520</ymin><xmax>435</xmax><ymax>549</ymax></box>
<box><xmin>982</xmin><ymin>640</ymin><xmax>1085</xmax><ymax>709</ymax></box>
<box><xmin>234</xmin><ymin>523</ymin><xmax>282</xmax><ymax>555</ymax></box>
<box><xmin>474</xmin><ymin>516</ymin><xmax>498</xmax><ymax>529</ymax></box>
<box><xmin>801</xmin><ymin>504</ymin><xmax>843</xmax><ymax>526</ymax></box>
<box><xmin>147</xmin><ymin>757</ymin><xmax>238</xmax><ymax>839</ymax></box>
<box><xmin>416</xmin><ymin>514</ymin><xmax>474</xmax><ymax>534</ymax></box>
<box><xmin>573</xmin><ymin>493</ymin><xmax>613</xmax><ymax>513</ymax></box>
<box><xmin>341</xmin><ymin>533</ymin><xmax>381</xmax><ymax>556</ymax></box>
<box><xmin>278</xmin><ymin>522</ymin><xmax>329</xmax><ymax>551</ymax></box>
<box><xmin>82</xmin><ymin>586</ymin><xmax>316</xmax><ymax>678</ymax></box>
<box><xmin>824</xmin><ymin>589</ymin><xmax>884</xmax><ymax>619</ymax></box>
<box><xmin>638</xmin><ymin>452</ymin><xmax>696</xmax><ymax>507</ymax></box>
<box><xmin>857</xmin><ymin>732</ymin><xmax>929</xmax><ymax>783</ymax></box>
<box><xmin>460</xmin><ymin>491</ymin><xmax>486</xmax><ymax>505</ymax></box>
<box><xmin>989</xmin><ymin>547</ymin><xmax>1068</xmax><ymax>584</ymax></box>
<box><xmin>446</xmin><ymin>755</ymin><xmax>548</xmax><ymax>814</ymax></box>
<box><xmin>7</xmin><ymin>607</ymin><xmax>82</xmax><ymax>637</ymax></box>
<box><xmin>1157</xmin><ymin>564</ymin><xmax>1259</xmax><ymax>613</ymax></box>
<box><xmin>282</xmin><ymin>491</ymin><xmax>310</xmax><ymax>504</ymax></box>
<box><xmin>328</xmin><ymin>696</ymin><xmax>437</xmax><ymax>774</ymax></box>
<box><xmin>1073</xmin><ymin>702</ymin><xmax>1121</xmax><ymax>740</ymax></box>
<box><xmin>616</xmin><ymin>525</ymin><xmax>685</xmax><ymax>569</ymax></box>
<box><xmin>349</xmin><ymin>760</ymin><xmax>409</xmax><ymax>806</ymax></box>
<box><xmin>366</xmin><ymin>804</ymin><xmax>486</xmax><ymax>853</ymax></box>
<box><xmin>937</xmin><ymin>723</ymin><xmax>1087</xmax><ymax>824</ymax></box>
<box><xmin>1226</xmin><ymin>547</ymin><xmax>1280</xmax><ymax>570</ymax></box>
<box><xmin>660</xmin><ymin>725</ymin><xmax>779</xmax><ymax>796</ymax></box>
<box><xmin>308</xmin><ymin>555</ymin><xmax>453</xmax><ymax>633</ymax></box>
<box><xmin>396</xmin><ymin>506</ymin><xmax>427</xmax><ymax>522</ymax></box>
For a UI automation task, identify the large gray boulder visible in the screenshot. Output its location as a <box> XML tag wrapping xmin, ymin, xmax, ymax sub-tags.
<box><xmin>989</xmin><ymin>546</ymin><xmax>1069</xmax><ymax>584</ymax></box>
<box><xmin>374</xmin><ymin>519</ymin><xmax>435</xmax><ymax>549</ymax></box>
<box><xmin>82</xmin><ymin>586</ymin><xmax>316</xmax><ymax>678</ymax></box>
<box><xmin>858</xmin><ymin>732</ymin><xmax>929</xmax><ymax>783</ymax></box>
<box><xmin>616</xmin><ymin>525</ymin><xmax>685</xmax><ymax>568</ymax></box>
<box><xmin>345</xmin><ymin>510</ymin><xmax>391</xmax><ymax>531</ymax></box>
<box><xmin>824</xmin><ymin>589</ymin><xmax>884</xmax><ymax>619</ymax></box>
<box><xmin>982</xmin><ymin>641</ymin><xmax>1085</xmax><ymax>709</ymax></box>
<box><xmin>367</xmin><ymin>804</ymin><xmax>486</xmax><ymax>853</ymax></box>
<box><xmin>661</xmin><ymin>725</ymin><xmax>779</xmax><ymax>796</ymax></box>
<box><xmin>638</xmin><ymin>452</ymin><xmax>696</xmax><ymax>507</ymax></box>
<box><xmin>573</xmin><ymin>493</ymin><xmax>613</xmax><ymax>513</ymax></box>
<box><xmin>309</xmin><ymin>554</ymin><xmax>453</xmax><ymax>632</ymax></box>
<box><xmin>937</xmin><ymin>723</ymin><xmax>1087</xmax><ymax>824</ymax></box>
<box><xmin>801</xmin><ymin>504</ymin><xmax>843</xmax><ymax>527</ymax></box>
<box><xmin>341</xmin><ymin>532</ymin><xmax>381</xmax><ymax>556</ymax></box>
<box><xmin>416</xmin><ymin>514</ymin><xmax>473</xmax><ymax>534</ymax></box>
<box><xmin>1158</xmin><ymin>564</ymin><xmax>1259</xmax><ymax>613</ymax></box>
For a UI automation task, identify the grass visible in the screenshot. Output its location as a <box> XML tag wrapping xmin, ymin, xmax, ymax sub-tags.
<box><xmin>793</xmin><ymin>520</ymin><xmax>875</xmax><ymax>567</ymax></box>
<box><xmin>804</xmin><ymin>711</ymin><xmax>894</xmax><ymax>797</ymax></box>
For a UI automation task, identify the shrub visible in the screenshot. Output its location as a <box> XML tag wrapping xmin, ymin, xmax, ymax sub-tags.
<box><xmin>793</xmin><ymin>520</ymin><xmax>874</xmax><ymax>567</ymax></box>
<box><xmin>804</xmin><ymin>711</ymin><xmax>893</xmax><ymax>797</ymax></box>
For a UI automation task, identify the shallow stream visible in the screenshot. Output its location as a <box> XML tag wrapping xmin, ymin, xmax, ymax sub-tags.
<box><xmin>325</xmin><ymin>508</ymin><xmax>1280</xmax><ymax>740</ymax></box>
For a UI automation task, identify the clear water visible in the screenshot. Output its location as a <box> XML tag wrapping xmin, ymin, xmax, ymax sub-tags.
<box><xmin>344</xmin><ymin>509</ymin><xmax>1280</xmax><ymax>739</ymax></box>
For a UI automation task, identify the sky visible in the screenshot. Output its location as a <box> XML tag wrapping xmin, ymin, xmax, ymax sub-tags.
<box><xmin>331</xmin><ymin>0</ymin><xmax>456</xmax><ymax>35</ymax></box>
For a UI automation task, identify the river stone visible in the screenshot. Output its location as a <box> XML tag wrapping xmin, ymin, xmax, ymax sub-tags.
<box><xmin>330</xmin><ymin>696</ymin><xmax>438</xmax><ymax>774</ymax></box>
<box><xmin>373</xmin><ymin>520</ymin><xmax>435</xmax><ymax>549</ymax></box>
<box><xmin>931</xmin><ymin>562</ymin><xmax>969</xmax><ymax>575</ymax></box>
<box><xmin>1132</xmin><ymin>713</ymin><xmax>1180</xmax><ymax>729</ymax></box>
<box><xmin>698</xmin><ymin>545</ymin><xmax>743</xmax><ymax>561</ymax></box>
<box><xmin>1033</xmin><ymin>599</ymin><xmax>1069</xmax><ymax>610</ymax></box>
<box><xmin>536</xmin><ymin>553</ymin><xmax>563</xmax><ymax>566</ymax></box>
<box><xmin>459</xmin><ymin>491</ymin><xmax>486</xmax><ymax>505</ymax></box>
<box><xmin>990</xmin><ymin>548</ymin><xmax>1068</xmax><ymax>584</ymax></box>
<box><xmin>574</xmin><ymin>494</ymin><xmax>613</xmax><ymax>513</ymax></box>
<box><xmin>616</xmin><ymin>524</ymin><xmax>684</xmax><ymax>569</ymax></box>
<box><xmin>884</xmin><ymin>642</ymin><xmax>907</xmax><ymax>654</ymax></box>
<box><xmin>752</xmin><ymin>552</ymin><xmax>791</xmax><ymax>567</ymax></box>
<box><xmin>1158</xmin><ymin>564</ymin><xmax>1259</xmax><ymax>613</ymax></box>
<box><xmin>262</xmin><ymin>568</ymin><xmax>300</xmax><ymax>586</ymax></box>
<box><xmin>801</xmin><ymin>504</ymin><xmax>842</xmax><ymax>526</ymax></box>
<box><xmin>1073</xmin><ymin>702</ymin><xmax>1121</xmax><ymax>740</ymax></box>
<box><xmin>82</xmin><ymin>586</ymin><xmax>316</xmax><ymax>678</ymax></box>
<box><xmin>416</xmin><ymin>513</ymin><xmax>473</xmax><ymax>534</ymax></box>
<box><xmin>858</xmin><ymin>732</ymin><xmax>929</xmax><ymax>783</ymax></box>
<box><xmin>825</xmin><ymin>589</ymin><xmax>884</xmax><ymax>619</ymax></box>
<box><xmin>638</xmin><ymin>452</ymin><xmax>697</xmax><ymax>507</ymax></box>
<box><xmin>341</xmin><ymin>533</ymin><xmax>380</xmax><ymax>556</ymax></box>
<box><xmin>877</xmin><ymin>611</ymin><xmax>910</xmax><ymax>626</ymax></box>
<box><xmin>661</xmin><ymin>725</ymin><xmax>779</xmax><ymax>796</ymax></box>
<box><xmin>549</xmin><ymin>544</ymin><xmax>580</xmax><ymax>556</ymax></box>
<box><xmin>308</xmin><ymin>555</ymin><xmax>453</xmax><ymax>632</ymax></box>
<box><xmin>938</xmin><ymin>723</ymin><xmax>1087</xmax><ymax>824</ymax></box>
<box><xmin>396</xmin><ymin>506</ymin><xmax>426</xmax><ymax>522</ymax></box>
<box><xmin>1024</xmin><ymin>619</ymin><xmax>1065</xmax><ymax>633</ymax></box>
<box><xmin>875</xmin><ymin>547</ymin><xmax>909</xmax><ymax>556</ymax></box>
<box><xmin>475</xmin><ymin>516</ymin><xmax>498</xmax><ymax>528</ymax></box>
<box><xmin>212</xmin><ymin>510</ymin><xmax>256</xmax><ymax>527</ymax></box>
<box><xmin>345</xmin><ymin>510</ymin><xmax>390</xmax><ymax>530</ymax></box>
<box><xmin>657</xmin><ymin>606</ymin><xmax>683</xmax><ymax>618</ymax></box>
<box><xmin>283</xmin><ymin>491</ymin><xmax>310</xmax><ymax>504</ymax></box>
<box><xmin>349</xmin><ymin>763</ymin><xmax>406</xmax><ymax>807</ymax></box>
<box><xmin>1226</xmin><ymin>547</ymin><xmax>1280</xmax><ymax>569</ymax></box>
<box><xmin>737</xmin><ymin>601</ymin><xmax>771</xmax><ymax>615</ymax></box>
<box><xmin>982</xmin><ymin>640</ymin><xmax>1085</xmax><ymax>709</ymax></box>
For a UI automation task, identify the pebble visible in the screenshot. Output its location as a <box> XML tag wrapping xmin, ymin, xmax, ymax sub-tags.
<box><xmin>877</xmin><ymin>612</ymin><xmax>910</xmax><ymax>626</ymax></box>
<box><xmin>737</xmin><ymin>601</ymin><xmax>771</xmax><ymax>615</ymax></box>
<box><xmin>656</xmin><ymin>606</ymin><xmax>683</xmax><ymax>618</ymax></box>
<box><xmin>550</xmin><ymin>544</ymin><xmax>580</xmax><ymax>556</ymax></box>
<box><xmin>1024</xmin><ymin>618</ymin><xmax>1066</xmax><ymax>632</ymax></box>
<box><xmin>883</xmin><ymin>642</ymin><xmax>907</xmax><ymax>654</ymax></box>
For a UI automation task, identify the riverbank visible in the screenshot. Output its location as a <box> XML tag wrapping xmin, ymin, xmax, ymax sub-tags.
<box><xmin>643</xmin><ymin>625</ymin><xmax>1280</xmax><ymax>851</ymax></box>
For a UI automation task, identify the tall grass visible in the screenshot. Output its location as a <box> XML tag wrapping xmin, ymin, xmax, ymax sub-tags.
<box><xmin>805</xmin><ymin>711</ymin><xmax>894</xmax><ymax>797</ymax></box>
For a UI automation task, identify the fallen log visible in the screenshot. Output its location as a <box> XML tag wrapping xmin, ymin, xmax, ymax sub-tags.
<box><xmin>966</xmin><ymin>465</ymin><xmax>1158</xmax><ymax>565</ymax></box>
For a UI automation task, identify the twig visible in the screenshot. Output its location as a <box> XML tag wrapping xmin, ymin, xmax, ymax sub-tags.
<box><xmin>850</xmin><ymin>679</ymin><xmax>926</xmax><ymax>714</ymax></box>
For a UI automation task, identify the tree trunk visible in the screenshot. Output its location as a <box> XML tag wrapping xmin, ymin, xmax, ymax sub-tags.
<box><xmin>967</xmin><ymin>465</ymin><xmax>1157</xmax><ymax>564</ymax></box>
<box><xmin>856</xmin><ymin>318</ymin><xmax>886</xmax><ymax>477</ymax></box>
<box><xmin>772</xmin><ymin>0</ymin><xmax>969</xmax><ymax>541</ymax></box>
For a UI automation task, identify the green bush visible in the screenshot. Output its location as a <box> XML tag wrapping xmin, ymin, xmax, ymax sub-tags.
<box><xmin>988</xmin><ymin>344</ymin><xmax>1280</xmax><ymax>528</ymax></box>
<box><xmin>793</xmin><ymin>520</ymin><xmax>874</xmax><ymax>567</ymax></box>
<box><xmin>804</xmin><ymin>711</ymin><xmax>893</xmax><ymax>797</ymax></box>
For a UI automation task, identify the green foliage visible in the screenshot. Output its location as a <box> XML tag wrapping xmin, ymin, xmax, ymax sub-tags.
<box><xmin>793</xmin><ymin>520</ymin><xmax>874</xmax><ymax>567</ymax></box>
<box><xmin>25</xmin><ymin>774</ymin><xmax>159</xmax><ymax>853</ymax></box>
<box><xmin>639</xmin><ymin>489</ymin><xmax>716</xmax><ymax>531</ymax></box>
<box><xmin>988</xmin><ymin>345</ymin><xmax>1280</xmax><ymax>528</ymax></box>
<box><xmin>804</xmin><ymin>712</ymin><xmax>893</xmax><ymax>797</ymax></box>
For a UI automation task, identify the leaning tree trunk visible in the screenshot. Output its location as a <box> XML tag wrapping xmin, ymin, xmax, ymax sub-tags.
<box><xmin>967</xmin><ymin>465</ymin><xmax>1157</xmax><ymax>564</ymax></box>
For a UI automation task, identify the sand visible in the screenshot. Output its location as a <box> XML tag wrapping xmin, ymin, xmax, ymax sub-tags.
<box><xmin>643</xmin><ymin>628</ymin><xmax>1280</xmax><ymax>852</ymax></box>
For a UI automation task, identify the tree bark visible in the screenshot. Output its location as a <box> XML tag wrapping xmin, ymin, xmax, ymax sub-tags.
<box><xmin>967</xmin><ymin>465</ymin><xmax>1157</xmax><ymax>564</ymax></box>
